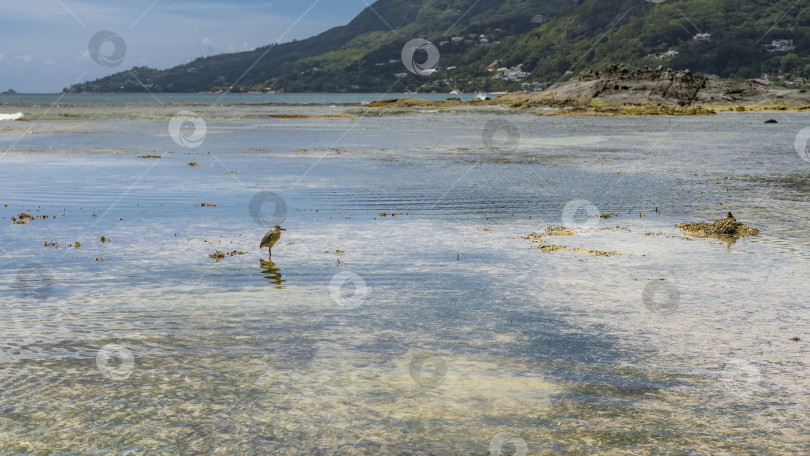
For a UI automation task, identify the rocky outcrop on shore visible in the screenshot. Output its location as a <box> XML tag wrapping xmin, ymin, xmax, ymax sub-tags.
<box><xmin>498</xmin><ymin>65</ymin><xmax>810</xmax><ymax>108</ymax></box>
<box><xmin>364</xmin><ymin>65</ymin><xmax>810</xmax><ymax>113</ymax></box>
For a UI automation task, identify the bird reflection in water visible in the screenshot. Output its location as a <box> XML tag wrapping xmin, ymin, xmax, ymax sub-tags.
<box><xmin>259</xmin><ymin>259</ymin><xmax>285</xmax><ymax>288</ymax></box>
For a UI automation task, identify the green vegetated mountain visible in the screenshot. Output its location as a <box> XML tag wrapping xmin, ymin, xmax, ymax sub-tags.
<box><xmin>67</xmin><ymin>0</ymin><xmax>810</xmax><ymax>94</ymax></box>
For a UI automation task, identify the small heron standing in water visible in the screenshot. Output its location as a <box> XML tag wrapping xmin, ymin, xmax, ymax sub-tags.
<box><xmin>260</xmin><ymin>225</ymin><xmax>286</xmax><ymax>257</ymax></box>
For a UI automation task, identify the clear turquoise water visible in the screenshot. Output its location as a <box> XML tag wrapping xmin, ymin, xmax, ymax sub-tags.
<box><xmin>1</xmin><ymin>98</ymin><xmax>809</xmax><ymax>454</ymax></box>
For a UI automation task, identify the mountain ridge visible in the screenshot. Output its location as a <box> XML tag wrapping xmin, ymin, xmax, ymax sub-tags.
<box><xmin>67</xmin><ymin>0</ymin><xmax>810</xmax><ymax>94</ymax></box>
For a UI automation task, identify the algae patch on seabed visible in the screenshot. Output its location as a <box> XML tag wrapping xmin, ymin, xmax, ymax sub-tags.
<box><xmin>208</xmin><ymin>250</ymin><xmax>248</xmax><ymax>261</ymax></box>
<box><xmin>522</xmin><ymin>226</ymin><xmax>618</xmax><ymax>256</ymax></box>
<box><xmin>522</xmin><ymin>226</ymin><xmax>575</xmax><ymax>239</ymax></box>
<box><xmin>676</xmin><ymin>212</ymin><xmax>759</xmax><ymax>245</ymax></box>
<box><xmin>535</xmin><ymin>244</ymin><xmax>619</xmax><ymax>256</ymax></box>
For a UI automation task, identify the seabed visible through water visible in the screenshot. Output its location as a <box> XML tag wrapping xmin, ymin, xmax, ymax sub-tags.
<box><xmin>1</xmin><ymin>95</ymin><xmax>809</xmax><ymax>454</ymax></box>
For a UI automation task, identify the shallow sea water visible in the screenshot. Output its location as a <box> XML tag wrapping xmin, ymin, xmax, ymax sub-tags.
<box><xmin>1</xmin><ymin>96</ymin><xmax>809</xmax><ymax>454</ymax></box>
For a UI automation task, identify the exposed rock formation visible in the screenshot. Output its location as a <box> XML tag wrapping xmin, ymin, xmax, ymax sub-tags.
<box><xmin>497</xmin><ymin>65</ymin><xmax>810</xmax><ymax>108</ymax></box>
<box><xmin>676</xmin><ymin>211</ymin><xmax>760</xmax><ymax>245</ymax></box>
<box><xmin>364</xmin><ymin>66</ymin><xmax>810</xmax><ymax>113</ymax></box>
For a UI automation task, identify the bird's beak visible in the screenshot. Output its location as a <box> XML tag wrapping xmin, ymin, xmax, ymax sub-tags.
<box><xmin>280</xmin><ymin>228</ymin><xmax>286</xmax><ymax>231</ymax></box>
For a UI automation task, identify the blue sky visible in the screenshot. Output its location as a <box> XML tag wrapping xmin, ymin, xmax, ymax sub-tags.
<box><xmin>0</xmin><ymin>1</ymin><xmax>368</xmax><ymax>92</ymax></box>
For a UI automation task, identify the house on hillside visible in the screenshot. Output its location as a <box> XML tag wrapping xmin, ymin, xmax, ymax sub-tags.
<box><xmin>750</xmin><ymin>74</ymin><xmax>771</xmax><ymax>85</ymax></box>
<box><xmin>657</xmin><ymin>49</ymin><xmax>678</xmax><ymax>60</ymax></box>
<box><xmin>492</xmin><ymin>64</ymin><xmax>529</xmax><ymax>81</ymax></box>
<box><xmin>763</xmin><ymin>39</ymin><xmax>795</xmax><ymax>52</ymax></box>
<box><xmin>693</xmin><ymin>33</ymin><xmax>711</xmax><ymax>41</ymax></box>
<box><xmin>531</xmin><ymin>15</ymin><xmax>550</xmax><ymax>24</ymax></box>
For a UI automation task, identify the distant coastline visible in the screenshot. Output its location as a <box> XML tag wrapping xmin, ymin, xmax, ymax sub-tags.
<box><xmin>366</xmin><ymin>66</ymin><xmax>810</xmax><ymax>115</ymax></box>
<box><xmin>6</xmin><ymin>66</ymin><xmax>810</xmax><ymax>116</ymax></box>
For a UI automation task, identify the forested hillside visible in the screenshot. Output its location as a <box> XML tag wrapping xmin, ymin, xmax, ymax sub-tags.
<box><xmin>67</xmin><ymin>0</ymin><xmax>810</xmax><ymax>93</ymax></box>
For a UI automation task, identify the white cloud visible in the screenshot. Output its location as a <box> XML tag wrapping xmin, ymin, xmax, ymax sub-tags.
<box><xmin>22</xmin><ymin>54</ymin><xmax>33</xmax><ymax>63</ymax></box>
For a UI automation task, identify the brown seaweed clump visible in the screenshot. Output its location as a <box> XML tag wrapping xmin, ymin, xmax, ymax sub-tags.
<box><xmin>545</xmin><ymin>226</ymin><xmax>576</xmax><ymax>236</ymax></box>
<box><xmin>523</xmin><ymin>225</ymin><xmax>618</xmax><ymax>256</ymax></box>
<box><xmin>521</xmin><ymin>227</ymin><xmax>575</xmax><ymax>240</ymax></box>
<box><xmin>534</xmin><ymin>244</ymin><xmax>618</xmax><ymax>256</ymax></box>
<box><xmin>209</xmin><ymin>250</ymin><xmax>247</xmax><ymax>262</ymax></box>
<box><xmin>12</xmin><ymin>212</ymin><xmax>49</xmax><ymax>224</ymax></box>
<box><xmin>676</xmin><ymin>212</ymin><xmax>759</xmax><ymax>245</ymax></box>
